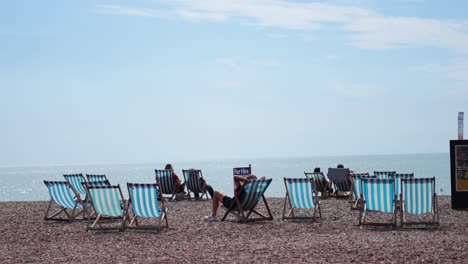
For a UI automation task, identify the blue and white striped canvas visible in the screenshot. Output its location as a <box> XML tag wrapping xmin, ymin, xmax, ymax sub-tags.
<box><xmin>155</xmin><ymin>169</ymin><xmax>175</xmax><ymax>195</ymax></box>
<box><xmin>128</xmin><ymin>183</ymin><xmax>162</xmax><ymax>218</ymax></box>
<box><xmin>64</xmin><ymin>174</ymin><xmax>87</xmax><ymax>195</ymax></box>
<box><xmin>402</xmin><ymin>178</ymin><xmax>435</xmax><ymax>215</ymax></box>
<box><xmin>304</xmin><ymin>172</ymin><xmax>327</xmax><ymax>193</ymax></box>
<box><xmin>86</xmin><ymin>174</ymin><xmax>107</xmax><ymax>182</ymax></box>
<box><xmin>374</xmin><ymin>171</ymin><xmax>396</xmax><ymax>179</ymax></box>
<box><xmin>183</xmin><ymin>169</ymin><xmax>203</xmax><ymax>194</ymax></box>
<box><xmin>352</xmin><ymin>175</ymin><xmax>376</xmax><ymax>200</ymax></box>
<box><xmin>44</xmin><ymin>181</ymin><xmax>82</xmax><ymax>209</ymax></box>
<box><xmin>239</xmin><ymin>179</ymin><xmax>272</xmax><ymax>211</ymax></box>
<box><xmin>85</xmin><ymin>180</ymin><xmax>110</xmax><ymax>187</ymax></box>
<box><xmin>285</xmin><ymin>178</ymin><xmax>316</xmax><ymax>209</ymax></box>
<box><xmin>88</xmin><ymin>186</ymin><xmax>124</xmax><ymax>217</ymax></box>
<box><xmin>361</xmin><ymin>178</ymin><xmax>395</xmax><ymax>213</ymax></box>
<box><xmin>394</xmin><ymin>173</ymin><xmax>414</xmax><ymax>199</ymax></box>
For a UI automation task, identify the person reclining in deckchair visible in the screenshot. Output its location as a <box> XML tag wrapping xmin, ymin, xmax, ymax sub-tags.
<box><xmin>205</xmin><ymin>174</ymin><xmax>265</xmax><ymax>222</ymax></box>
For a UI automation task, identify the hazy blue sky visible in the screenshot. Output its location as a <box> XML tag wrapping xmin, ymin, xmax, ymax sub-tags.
<box><xmin>1</xmin><ymin>0</ymin><xmax>467</xmax><ymax>166</ymax></box>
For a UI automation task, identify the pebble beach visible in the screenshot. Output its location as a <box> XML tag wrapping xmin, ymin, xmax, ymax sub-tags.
<box><xmin>1</xmin><ymin>196</ymin><xmax>467</xmax><ymax>263</ymax></box>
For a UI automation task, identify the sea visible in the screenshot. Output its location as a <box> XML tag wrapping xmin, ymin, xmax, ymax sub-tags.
<box><xmin>0</xmin><ymin>153</ymin><xmax>451</xmax><ymax>202</ymax></box>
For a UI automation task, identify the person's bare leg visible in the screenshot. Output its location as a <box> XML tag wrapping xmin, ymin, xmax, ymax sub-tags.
<box><xmin>212</xmin><ymin>191</ymin><xmax>224</xmax><ymax>216</ymax></box>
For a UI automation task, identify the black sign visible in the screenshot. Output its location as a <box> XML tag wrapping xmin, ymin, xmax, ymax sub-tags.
<box><xmin>233</xmin><ymin>167</ymin><xmax>251</xmax><ymax>176</ymax></box>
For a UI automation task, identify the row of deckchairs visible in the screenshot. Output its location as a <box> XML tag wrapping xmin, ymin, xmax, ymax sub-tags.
<box><xmin>300</xmin><ymin>168</ymin><xmax>439</xmax><ymax>228</ymax></box>
<box><xmin>304</xmin><ymin>168</ymin><xmax>355</xmax><ymax>198</ymax></box>
<box><xmin>44</xmin><ymin>174</ymin><xmax>111</xmax><ymax>221</ymax></box>
<box><xmin>45</xmin><ymin>170</ymin><xmax>275</xmax><ymax>227</ymax></box>
<box><xmin>358</xmin><ymin>177</ymin><xmax>439</xmax><ymax>229</ymax></box>
<box><xmin>44</xmin><ymin>180</ymin><xmax>168</xmax><ymax>232</ymax></box>
<box><xmin>44</xmin><ymin>169</ymin><xmax>438</xmax><ymax>230</ymax></box>
<box><xmin>155</xmin><ymin>169</ymin><xmax>210</xmax><ymax>201</ymax></box>
<box><xmin>351</xmin><ymin>172</ymin><xmax>415</xmax><ymax>209</ymax></box>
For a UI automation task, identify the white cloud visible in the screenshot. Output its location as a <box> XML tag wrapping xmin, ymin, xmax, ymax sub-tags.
<box><xmin>327</xmin><ymin>82</ymin><xmax>387</xmax><ymax>97</ymax></box>
<box><xmin>159</xmin><ymin>0</ymin><xmax>468</xmax><ymax>53</ymax></box>
<box><xmin>97</xmin><ymin>1</ymin><xmax>468</xmax><ymax>53</ymax></box>
<box><xmin>249</xmin><ymin>59</ymin><xmax>279</xmax><ymax>67</ymax></box>
<box><xmin>94</xmin><ymin>5</ymin><xmax>160</xmax><ymax>17</ymax></box>
<box><xmin>413</xmin><ymin>61</ymin><xmax>468</xmax><ymax>82</ymax></box>
<box><xmin>216</xmin><ymin>56</ymin><xmax>242</xmax><ymax>68</ymax></box>
<box><xmin>216</xmin><ymin>56</ymin><xmax>279</xmax><ymax>68</ymax></box>
<box><xmin>267</xmin><ymin>33</ymin><xmax>288</xmax><ymax>39</ymax></box>
<box><xmin>343</xmin><ymin>16</ymin><xmax>468</xmax><ymax>52</ymax></box>
<box><xmin>176</xmin><ymin>10</ymin><xmax>226</xmax><ymax>22</ymax></box>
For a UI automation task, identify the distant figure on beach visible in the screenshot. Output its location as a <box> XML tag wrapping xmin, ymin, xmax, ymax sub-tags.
<box><xmin>165</xmin><ymin>163</ymin><xmax>185</xmax><ymax>194</ymax></box>
<box><xmin>205</xmin><ymin>174</ymin><xmax>265</xmax><ymax>222</ymax></box>
<box><xmin>314</xmin><ymin>167</ymin><xmax>333</xmax><ymax>194</ymax></box>
<box><xmin>188</xmin><ymin>168</ymin><xmax>214</xmax><ymax>199</ymax></box>
<box><xmin>336</xmin><ymin>164</ymin><xmax>353</xmax><ymax>195</ymax></box>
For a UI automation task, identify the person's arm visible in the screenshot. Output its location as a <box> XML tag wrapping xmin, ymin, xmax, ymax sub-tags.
<box><xmin>233</xmin><ymin>174</ymin><xmax>258</xmax><ymax>185</ymax></box>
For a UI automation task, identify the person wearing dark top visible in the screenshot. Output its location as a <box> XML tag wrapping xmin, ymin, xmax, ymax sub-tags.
<box><xmin>205</xmin><ymin>174</ymin><xmax>265</xmax><ymax>222</ymax></box>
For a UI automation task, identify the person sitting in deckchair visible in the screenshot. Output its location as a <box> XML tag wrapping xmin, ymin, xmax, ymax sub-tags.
<box><xmin>205</xmin><ymin>174</ymin><xmax>265</xmax><ymax>222</ymax></box>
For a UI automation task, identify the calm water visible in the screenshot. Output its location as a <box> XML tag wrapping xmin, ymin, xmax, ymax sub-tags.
<box><xmin>0</xmin><ymin>153</ymin><xmax>451</xmax><ymax>201</ymax></box>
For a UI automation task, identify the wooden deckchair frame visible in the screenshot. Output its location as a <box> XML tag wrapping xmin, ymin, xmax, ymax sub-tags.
<box><xmin>221</xmin><ymin>179</ymin><xmax>273</xmax><ymax>223</ymax></box>
<box><xmin>85</xmin><ymin>184</ymin><xmax>128</xmax><ymax>232</ymax></box>
<box><xmin>43</xmin><ymin>181</ymin><xmax>86</xmax><ymax>221</ymax></box>
<box><xmin>182</xmin><ymin>169</ymin><xmax>210</xmax><ymax>201</ymax></box>
<box><xmin>63</xmin><ymin>174</ymin><xmax>91</xmax><ymax>219</ymax></box>
<box><xmin>282</xmin><ymin>178</ymin><xmax>322</xmax><ymax>221</ymax></box>
<box><xmin>349</xmin><ymin>173</ymin><xmax>373</xmax><ymax>210</ymax></box>
<box><xmin>126</xmin><ymin>183</ymin><xmax>169</xmax><ymax>232</ymax></box>
<box><xmin>80</xmin><ymin>180</ymin><xmax>111</xmax><ymax>219</ymax></box>
<box><xmin>400</xmin><ymin>177</ymin><xmax>439</xmax><ymax>229</ymax></box>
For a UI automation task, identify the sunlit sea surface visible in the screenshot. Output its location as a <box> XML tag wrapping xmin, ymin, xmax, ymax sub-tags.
<box><xmin>0</xmin><ymin>153</ymin><xmax>451</xmax><ymax>201</ymax></box>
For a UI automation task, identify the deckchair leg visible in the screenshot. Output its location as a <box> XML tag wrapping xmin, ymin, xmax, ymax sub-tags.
<box><xmin>317</xmin><ymin>200</ymin><xmax>322</xmax><ymax>219</ymax></box>
<box><xmin>91</xmin><ymin>214</ymin><xmax>102</xmax><ymax>228</ymax></box>
<box><xmin>282</xmin><ymin>195</ymin><xmax>288</xmax><ymax>220</ymax></box>
<box><xmin>164</xmin><ymin>208</ymin><xmax>169</xmax><ymax>228</ymax></box>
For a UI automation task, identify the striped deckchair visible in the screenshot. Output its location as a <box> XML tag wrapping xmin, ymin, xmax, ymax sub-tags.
<box><xmin>327</xmin><ymin>168</ymin><xmax>352</xmax><ymax>197</ymax></box>
<box><xmin>63</xmin><ymin>174</ymin><xmax>87</xmax><ymax>200</ymax></box>
<box><xmin>85</xmin><ymin>184</ymin><xmax>127</xmax><ymax>231</ymax></box>
<box><xmin>283</xmin><ymin>178</ymin><xmax>321</xmax><ymax>220</ymax></box>
<box><xmin>221</xmin><ymin>178</ymin><xmax>273</xmax><ymax>222</ymax></box>
<box><xmin>43</xmin><ymin>181</ymin><xmax>85</xmax><ymax>221</ymax></box>
<box><xmin>393</xmin><ymin>173</ymin><xmax>414</xmax><ymax>202</ymax></box>
<box><xmin>350</xmin><ymin>173</ymin><xmax>374</xmax><ymax>210</ymax></box>
<box><xmin>359</xmin><ymin>178</ymin><xmax>397</xmax><ymax>228</ymax></box>
<box><xmin>80</xmin><ymin>180</ymin><xmax>112</xmax><ymax>219</ymax></box>
<box><xmin>155</xmin><ymin>169</ymin><xmax>177</xmax><ymax>200</ymax></box>
<box><xmin>126</xmin><ymin>183</ymin><xmax>168</xmax><ymax>231</ymax></box>
<box><xmin>63</xmin><ymin>174</ymin><xmax>91</xmax><ymax>216</ymax></box>
<box><xmin>182</xmin><ymin>169</ymin><xmax>209</xmax><ymax>200</ymax></box>
<box><xmin>304</xmin><ymin>172</ymin><xmax>330</xmax><ymax>198</ymax></box>
<box><xmin>86</xmin><ymin>174</ymin><xmax>108</xmax><ymax>183</ymax></box>
<box><xmin>82</xmin><ymin>180</ymin><xmax>111</xmax><ymax>188</ymax></box>
<box><xmin>374</xmin><ymin>171</ymin><xmax>396</xmax><ymax>179</ymax></box>
<box><xmin>400</xmin><ymin>177</ymin><xmax>439</xmax><ymax>228</ymax></box>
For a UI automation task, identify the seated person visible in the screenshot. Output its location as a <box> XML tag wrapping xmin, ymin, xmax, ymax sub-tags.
<box><xmin>335</xmin><ymin>164</ymin><xmax>353</xmax><ymax>195</ymax></box>
<box><xmin>205</xmin><ymin>174</ymin><xmax>265</xmax><ymax>222</ymax></box>
<box><xmin>187</xmin><ymin>168</ymin><xmax>214</xmax><ymax>199</ymax></box>
<box><xmin>314</xmin><ymin>167</ymin><xmax>333</xmax><ymax>194</ymax></box>
<box><xmin>165</xmin><ymin>163</ymin><xmax>185</xmax><ymax>194</ymax></box>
